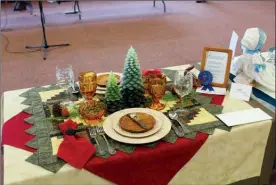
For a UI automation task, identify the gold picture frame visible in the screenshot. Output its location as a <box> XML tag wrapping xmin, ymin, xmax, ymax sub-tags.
<box><xmin>201</xmin><ymin>47</ymin><xmax>232</xmax><ymax>88</ymax></box>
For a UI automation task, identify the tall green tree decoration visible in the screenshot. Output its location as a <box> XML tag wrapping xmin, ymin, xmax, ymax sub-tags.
<box><xmin>120</xmin><ymin>46</ymin><xmax>145</xmax><ymax>108</ymax></box>
<box><xmin>105</xmin><ymin>72</ymin><xmax>122</xmax><ymax>113</ymax></box>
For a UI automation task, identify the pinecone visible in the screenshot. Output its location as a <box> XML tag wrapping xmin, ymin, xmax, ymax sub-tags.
<box><xmin>53</xmin><ymin>104</ymin><xmax>62</xmax><ymax>117</ymax></box>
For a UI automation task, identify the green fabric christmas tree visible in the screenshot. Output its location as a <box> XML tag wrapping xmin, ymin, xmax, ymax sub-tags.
<box><xmin>120</xmin><ymin>46</ymin><xmax>145</xmax><ymax>108</ymax></box>
<box><xmin>105</xmin><ymin>72</ymin><xmax>122</xmax><ymax>113</ymax></box>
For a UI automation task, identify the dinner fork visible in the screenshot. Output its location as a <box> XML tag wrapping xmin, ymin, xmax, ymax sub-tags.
<box><xmin>89</xmin><ymin>126</ymin><xmax>106</xmax><ymax>156</ymax></box>
<box><xmin>97</xmin><ymin>126</ymin><xmax>116</xmax><ymax>155</ymax></box>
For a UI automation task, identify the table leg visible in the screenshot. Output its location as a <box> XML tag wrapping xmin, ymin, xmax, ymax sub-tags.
<box><xmin>65</xmin><ymin>1</ymin><xmax>82</xmax><ymax>20</ymax></box>
<box><xmin>162</xmin><ymin>0</ymin><xmax>166</xmax><ymax>12</ymax></box>
<box><xmin>153</xmin><ymin>0</ymin><xmax>166</xmax><ymax>13</ymax></box>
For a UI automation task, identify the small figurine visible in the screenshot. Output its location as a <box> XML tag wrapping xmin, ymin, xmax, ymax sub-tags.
<box><xmin>234</xmin><ymin>28</ymin><xmax>275</xmax><ymax>92</ymax></box>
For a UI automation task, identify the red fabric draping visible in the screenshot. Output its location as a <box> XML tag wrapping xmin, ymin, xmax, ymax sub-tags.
<box><xmin>2</xmin><ymin>94</ymin><xmax>224</xmax><ymax>185</ymax></box>
<box><xmin>2</xmin><ymin>112</ymin><xmax>35</xmax><ymax>153</ymax></box>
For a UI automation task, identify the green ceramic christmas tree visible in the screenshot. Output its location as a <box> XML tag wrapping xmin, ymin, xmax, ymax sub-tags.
<box><xmin>105</xmin><ymin>72</ymin><xmax>122</xmax><ymax>113</ymax></box>
<box><xmin>120</xmin><ymin>46</ymin><xmax>145</xmax><ymax>108</ymax></box>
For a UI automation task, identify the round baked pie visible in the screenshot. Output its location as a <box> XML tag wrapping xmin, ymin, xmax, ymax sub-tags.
<box><xmin>119</xmin><ymin>112</ymin><xmax>156</xmax><ymax>133</ymax></box>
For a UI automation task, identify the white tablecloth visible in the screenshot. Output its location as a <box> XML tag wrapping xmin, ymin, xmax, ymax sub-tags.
<box><xmin>1</xmin><ymin>65</ymin><xmax>273</xmax><ymax>185</ymax></box>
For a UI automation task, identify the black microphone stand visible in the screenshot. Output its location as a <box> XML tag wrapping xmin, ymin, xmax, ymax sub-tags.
<box><xmin>25</xmin><ymin>1</ymin><xmax>70</xmax><ymax>60</ymax></box>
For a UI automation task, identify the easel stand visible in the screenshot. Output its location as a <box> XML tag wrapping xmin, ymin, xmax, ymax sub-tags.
<box><xmin>26</xmin><ymin>1</ymin><xmax>70</xmax><ymax>60</ymax></box>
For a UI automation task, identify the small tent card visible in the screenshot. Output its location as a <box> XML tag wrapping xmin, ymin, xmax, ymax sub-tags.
<box><xmin>201</xmin><ymin>47</ymin><xmax>232</xmax><ymax>88</ymax></box>
<box><xmin>229</xmin><ymin>83</ymin><xmax>252</xmax><ymax>101</ymax></box>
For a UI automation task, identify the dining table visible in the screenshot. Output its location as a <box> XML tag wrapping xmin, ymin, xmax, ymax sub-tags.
<box><xmin>1</xmin><ymin>63</ymin><xmax>275</xmax><ymax>185</ymax></box>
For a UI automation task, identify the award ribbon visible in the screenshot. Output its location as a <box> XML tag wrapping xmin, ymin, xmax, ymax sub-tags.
<box><xmin>198</xmin><ymin>70</ymin><xmax>214</xmax><ymax>91</ymax></box>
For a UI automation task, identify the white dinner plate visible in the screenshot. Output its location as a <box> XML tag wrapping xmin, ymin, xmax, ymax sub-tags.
<box><xmin>112</xmin><ymin>112</ymin><xmax>163</xmax><ymax>138</ymax></box>
<box><xmin>97</xmin><ymin>86</ymin><xmax>106</xmax><ymax>90</ymax></box>
<box><xmin>96</xmin><ymin>89</ymin><xmax>106</xmax><ymax>95</ymax></box>
<box><xmin>103</xmin><ymin>108</ymin><xmax>171</xmax><ymax>144</ymax></box>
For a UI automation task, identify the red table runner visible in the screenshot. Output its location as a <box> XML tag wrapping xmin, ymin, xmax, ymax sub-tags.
<box><xmin>2</xmin><ymin>94</ymin><xmax>224</xmax><ymax>185</ymax></box>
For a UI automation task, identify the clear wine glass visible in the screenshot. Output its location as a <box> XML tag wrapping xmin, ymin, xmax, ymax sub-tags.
<box><xmin>56</xmin><ymin>64</ymin><xmax>73</xmax><ymax>102</ymax></box>
<box><xmin>68</xmin><ymin>67</ymin><xmax>78</xmax><ymax>93</ymax></box>
<box><xmin>174</xmin><ymin>71</ymin><xmax>193</xmax><ymax>110</ymax></box>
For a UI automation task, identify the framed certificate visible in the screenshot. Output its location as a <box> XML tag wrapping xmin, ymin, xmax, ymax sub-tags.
<box><xmin>201</xmin><ymin>47</ymin><xmax>232</xmax><ymax>88</ymax></box>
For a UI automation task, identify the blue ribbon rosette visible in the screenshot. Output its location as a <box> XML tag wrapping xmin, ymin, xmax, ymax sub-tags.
<box><xmin>198</xmin><ymin>70</ymin><xmax>214</xmax><ymax>91</ymax></box>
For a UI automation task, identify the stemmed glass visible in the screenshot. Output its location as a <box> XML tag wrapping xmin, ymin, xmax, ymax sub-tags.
<box><xmin>174</xmin><ymin>71</ymin><xmax>193</xmax><ymax>110</ymax></box>
<box><xmin>78</xmin><ymin>72</ymin><xmax>97</xmax><ymax>101</ymax></box>
<box><xmin>148</xmin><ymin>75</ymin><xmax>167</xmax><ymax>110</ymax></box>
<box><xmin>68</xmin><ymin>68</ymin><xmax>78</xmax><ymax>93</ymax></box>
<box><xmin>56</xmin><ymin>64</ymin><xmax>74</xmax><ymax>103</ymax></box>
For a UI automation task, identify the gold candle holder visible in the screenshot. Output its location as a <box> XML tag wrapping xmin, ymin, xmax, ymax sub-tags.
<box><xmin>78</xmin><ymin>72</ymin><xmax>97</xmax><ymax>101</ymax></box>
<box><xmin>148</xmin><ymin>74</ymin><xmax>167</xmax><ymax>110</ymax></box>
<box><xmin>79</xmin><ymin>100</ymin><xmax>106</xmax><ymax>125</ymax></box>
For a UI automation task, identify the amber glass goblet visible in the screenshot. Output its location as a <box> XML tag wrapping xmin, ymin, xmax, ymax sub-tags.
<box><xmin>148</xmin><ymin>75</ymin><xmax>167</xmax><ymax>110</ymax></box>
<box><xmin>79</xmin><ymin>72</ymin><xmax>97</xmax><ymax>82</ymax></box>
<box><xmin>143</xmin><ymin>76</ymin><xmax>150</xmax><ymax>96</ymax></box>
<box><xmin>78</xmin><ymin>72</ymin><xmax>97</xmax><ymax>100</ymax></box>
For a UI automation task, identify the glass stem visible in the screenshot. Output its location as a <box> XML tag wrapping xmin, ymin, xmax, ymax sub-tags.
<box><xmin>181</xmin><ymin>96</ymin><xmax>184</xmax><ymax>109</ymax></box>
<box><xmin>64</xmin><ymin>89</ymin><xmax>72</xmax><ymax>103</ymax></box>
<box><xmin>65</xmin><ymin>89</ymin><xmax>69</xmax><ymax>100</ymax></box>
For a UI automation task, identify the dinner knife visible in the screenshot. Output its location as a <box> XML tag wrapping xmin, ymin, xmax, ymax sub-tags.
<box><xmin>128</xmin><ymin>113</ymin><xmax>148</xmax><ymax>129</ymax></box>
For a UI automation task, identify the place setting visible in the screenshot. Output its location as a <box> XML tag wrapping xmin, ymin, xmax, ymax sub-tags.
<box><xmin>4</xmin><ymin>42</ymin><xmax>273</xmax><ymax>182</ymax></box>
<box><xmin>26</xmin><ymin>48</ymin><xmax>219</xmax><ymax>168</ymax></box>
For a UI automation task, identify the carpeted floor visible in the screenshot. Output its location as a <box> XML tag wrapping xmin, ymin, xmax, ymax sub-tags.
<box><xmin>0</xmin><ymin>1</ymin><xmax>275</xmax><ymax>184</ymax></box>
<box><xmin>1</xmin><ymin>1</ymin><xmax>275</xmax><ymax>92</ymax></box>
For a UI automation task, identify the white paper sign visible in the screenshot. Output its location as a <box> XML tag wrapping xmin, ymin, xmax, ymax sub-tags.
<box><xmin>229</xmin><ymin>31</ymin><xmax>239</xmax><ymax>59</ymax></box>
<box><xmin>229</xmin><ymin>83</ymin><xmax>252</xmax><ymax>101</ymax></box>
<box><xmin>204</xmin><ymin>51</ymin><xmax>228</xmax><ymax>84</ymax></box>
<box><xmin>216</xmin><ymin>108</ymin><xmax>272</xmax><ymax>127</ymax></box>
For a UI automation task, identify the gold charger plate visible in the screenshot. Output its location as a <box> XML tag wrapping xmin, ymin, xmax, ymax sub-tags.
<box><xmin>97</xmin><ymin>73</ymin><xmax>121</xmax><ymax>87</ymax></box>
